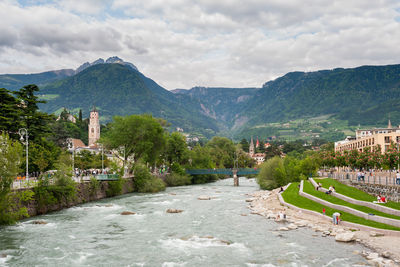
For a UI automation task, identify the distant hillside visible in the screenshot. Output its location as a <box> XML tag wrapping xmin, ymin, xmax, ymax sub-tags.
<box><xmin>0</xmin><ymin>69</ymin><xmax>74</xmax><ymax>90</ymax></box>
<box><xmin>3</xmin><ymin>58</ymin><xmax>400</xmax><ymax>142</ymax></box>
<box><xmin>234</xmin><ymin>64</ymin><xmax>400</xmax><ymax>137</ymax></box>
<box><xmin>172</xmin><ymin>86</ymin><xmax>259</xmax><ymax>129</ymax></box>
<box><xmin>39</xmin><ymin>64</ymin><xmax>219</xmax><ymax>137</ymax></box>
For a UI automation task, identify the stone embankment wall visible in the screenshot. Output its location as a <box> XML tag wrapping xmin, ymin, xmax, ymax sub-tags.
<box><xmin>350</xmin><ymin>182</ymin><xmax>400</xmax><ymax>202</ymax></box>
<box><xmin>16</xmin><ymin>178</ymin><xmax>135</xmax><ymax>217</ymax></box>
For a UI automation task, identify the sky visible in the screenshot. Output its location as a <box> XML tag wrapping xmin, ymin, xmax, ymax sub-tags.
<box><xmin>1</xmin><ymin>0</ymin><xmax>400</xmax><ymax>90</ymax></box>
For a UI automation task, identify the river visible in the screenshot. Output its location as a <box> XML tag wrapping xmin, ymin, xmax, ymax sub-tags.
<box><xmin>0</xmin><ymin>178</ymin><xmax>370</xmax><ymax>266</ymax></box>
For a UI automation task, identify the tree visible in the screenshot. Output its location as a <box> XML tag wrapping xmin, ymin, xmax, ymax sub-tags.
<box><xmin>240</xmin><ymin>138</ymin><xmax>249</xmax><ymax>152</ymax></box>
<box><xmin>257</xmin><ymin>156</ymin><xmax>286</xmax><ymax>190</ymax></box>
<box><xmin>78</xmin><ymin>109</ymin><xmax>83</xmax><ymax>122</ymax></box>
<box><xmin>165</xmin><ymin>132</ymin><xmax>188</xmax><ymax>166</ymax></box>
<box><xmin>14</xmin><ymin>85</ymin><xmax>53</xmax><ymax>141</ymax></box>
<box><xmin>0</xmin><ymin>88</ymin><xmax>21</xmax><ymax>138</ymax></box>
<box><xmin>102</xmin><ymin>114</ymin><xmax>167</xmax><ymax>165</ymax></box>
<box><xmin>206</xmin><ymin>136</ymin><xmax>236</xmax><ymax>168</ymax></box>
<box><xmin>0</xmin><ymin>133</ymin><xmax>31</xmax><ymax>225</ymax></box>
<box><xmin>265</xmin><ymin>144</ymin><xmax>282</xmax><ymax>159</ymax></box>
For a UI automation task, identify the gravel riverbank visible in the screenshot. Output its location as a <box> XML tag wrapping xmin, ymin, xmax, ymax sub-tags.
<box><xmin>248</xmin><ymin>188</ymin><xmax>400</xmax><ymax>266</ymax></box>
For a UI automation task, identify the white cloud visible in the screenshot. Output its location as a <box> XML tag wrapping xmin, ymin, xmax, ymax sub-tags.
<box><xmin>0</xmin><ymin>0</ymin><xmax>400</xmax><ymax>89</ymax></box>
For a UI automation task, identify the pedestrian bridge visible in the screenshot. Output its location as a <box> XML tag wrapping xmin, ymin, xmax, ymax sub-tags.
<box><xmin>186</xmin><ymin>168</ymin><xmax>259</xmax><ymax>176</ymax></box>
<box><xmin>186</xmin><ymin>168</ymin><xmax>259</xmax><ymax>186</ymax></box>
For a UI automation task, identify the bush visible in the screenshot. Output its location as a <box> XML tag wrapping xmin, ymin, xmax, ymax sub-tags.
<box><xmin>164</xmin><ymin>172</ymin><xmax>192</xmax><ymax>187</ymax></box>
<box><xmin>257</xmin><ymin>156</ymin><xmax>286</xmax><ymax>190</ymax></box>
<box><xmin>133</xmin><ymin>163</ymin><xmax>166</xmax><ymax>193</ymax></box>
<box><xmin>89</xmin><ymin>176</ymin><xmax>101</xmax><ymax>197</ymax></box>
<box><xmin>106</xmin><ymin>178</ymin><xmax>123</xmax><ymax>197</ymax></box>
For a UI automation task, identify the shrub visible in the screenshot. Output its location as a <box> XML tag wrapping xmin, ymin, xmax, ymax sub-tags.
<box><xmin>133</xmin><ymin>163</ymin><xmax>166</xmax><ymax>193</ymax></box>
<box><xmin>89</xmin><ymin>176</ymin><xmax>101</xmax><ymax>197</ymax></box>
<box><xmin>257</xmin><ymin>156</ymin><xmax>286</xmax><ymax>190</ymax></box>
<box><xmin>164</xmin><ymin>172</ymin><xmax>192</xmax><ymax>187</ymax></box>
<box><xmin>106</xmin><ymin>178</ymin><xmax>123</xmax><ymax>197</ymax></box>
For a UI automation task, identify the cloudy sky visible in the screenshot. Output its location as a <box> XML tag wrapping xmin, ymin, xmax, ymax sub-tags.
<box><xmin>1</xmin><ymin>0</ymin><xmax>400</xmax><ymax>89</ymax></box>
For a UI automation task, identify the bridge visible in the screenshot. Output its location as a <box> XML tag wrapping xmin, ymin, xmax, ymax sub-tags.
<box><xmin>186</xmin><ymin>168</ymin><xmax>259</xmax><ymax>186</ymax></box>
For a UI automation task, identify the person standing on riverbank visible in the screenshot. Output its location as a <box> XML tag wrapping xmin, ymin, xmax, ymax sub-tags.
<box><xmin>332</xmin><ymin>212</ymin><xmax>341</xmax><ymax>225</ymax></box>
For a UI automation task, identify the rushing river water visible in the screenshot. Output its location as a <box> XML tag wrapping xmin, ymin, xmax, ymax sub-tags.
<box><xmin>0</xmin><ymin>178</ymin><xmax>370</xmax><ymax>266</ymax></box>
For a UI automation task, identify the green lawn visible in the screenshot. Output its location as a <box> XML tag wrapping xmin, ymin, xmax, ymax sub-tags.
<box><xmin>315</xmin><ymin>178</ymin><xmax>400</xmax><ymax>210</ymax></box>
<box><xmin>281</xmin><ymin>183</ymin><xmax>400</xmax><ymax>231</ymax></box>
<box><xmin>303</xmin><ymin>181</ymin><xmax>400</xmax><ymax>220</ymax></box>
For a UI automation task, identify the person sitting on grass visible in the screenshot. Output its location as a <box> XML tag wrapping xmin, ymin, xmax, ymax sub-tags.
<box><xmin>325</xmin><ymin>185</ymin><xmax>334</xmax><ymax>194</ymax></box>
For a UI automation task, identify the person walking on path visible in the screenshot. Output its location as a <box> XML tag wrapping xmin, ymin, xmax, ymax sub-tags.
<box><xmin>396</xmin><ymin>171</ymin><xmax>400</xmax><ymax>185</ymax></box>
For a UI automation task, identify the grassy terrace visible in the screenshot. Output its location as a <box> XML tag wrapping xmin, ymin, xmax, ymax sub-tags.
<box><xmin>281</xmin><ymin>183</ymin><xmax>400</xmax><ymax>231</ymax></box>
<box><xmin>303</xmin><ymin>181</ymin><xmax>400</xmax><ymax>220</ymax></box>
<box><xmin>315</xmin><ymin>178</ymin><xmax>400</xmax><ymax>210</ymax></box>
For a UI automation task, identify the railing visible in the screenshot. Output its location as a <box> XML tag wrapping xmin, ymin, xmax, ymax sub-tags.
<box><xmin>186</xmin><ymin>168</ymin><xmax>259</xmax><ymax>175</ymax></box>
<box><xmin>319</xmin><ymin>171</ymin><xmax>400</xmax><ymax>187</ymax></box>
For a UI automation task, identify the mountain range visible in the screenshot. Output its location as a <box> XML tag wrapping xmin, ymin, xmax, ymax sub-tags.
<box><xmin>1</xmin><ymin>57</ymin><xmax>400</xmax><ymax>141</ymax></box>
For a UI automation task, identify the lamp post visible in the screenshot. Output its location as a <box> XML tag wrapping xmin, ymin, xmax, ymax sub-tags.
<box><xmin>67</xmin><ymin>138</ymin><xmax>75</xmax><ymax>177</ymax></box>
<box><xmin>18</xmin><ymin>128</ymin><xmax>28</xmax><ymax>180</ymax></box>
<box><xmin>101</xmin><ymin>144</ymin><xmax>104</xmax><ymax>173</ymax></box>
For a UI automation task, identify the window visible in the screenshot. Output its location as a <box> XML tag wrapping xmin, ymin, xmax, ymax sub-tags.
<box><xmin>385</xmin><ymin>136</ymin><xmax>391</xmax><ymax>143</ymax></box>
<box><xmin>372</xmin><ymin>138</ymin><xmax>374</xmax><ymax>145</ymax></box>
<box><xmin>91</xmin><ymin>128</ymin><xmax>94</xmax><ymax>133</ymax></box>
<box><xmin>397</xmin><ymin>136</ymin><xmax>400</xmax><ymax>143</ymax></box>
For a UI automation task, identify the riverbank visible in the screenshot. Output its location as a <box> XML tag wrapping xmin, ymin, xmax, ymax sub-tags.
<box><xmin>248</xmin><ymin>188</ymin><xmax>400</xmax><ymax>266</ymax></box>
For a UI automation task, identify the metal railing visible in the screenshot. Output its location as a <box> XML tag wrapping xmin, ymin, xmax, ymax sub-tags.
<box><xmin>320</xmin><ymin>171</ymin><xmax>400</xmax><ymax>187</ymax></box>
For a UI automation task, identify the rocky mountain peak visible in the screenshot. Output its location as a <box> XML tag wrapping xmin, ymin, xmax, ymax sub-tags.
<box><xmin>75</xmin><ymin>56</ymin><xmax>138</xmax><ymax>73</ymax></box>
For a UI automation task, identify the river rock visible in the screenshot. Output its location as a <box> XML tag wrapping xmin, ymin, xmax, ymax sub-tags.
<box><xmin>166</xmin><ymin>209</ymin><xmax>183</xmax><ymax>213</ymax></box>
<box><xmin>120</xmin><ymin>211</ymin><xmax>136</xmax><ymax>215</ymax></box>
<box><xmin>198</xmin><ymin>196</ymin><xmax>211</xmax><ymax>200</ymax></box>
<box><xmin>0</xmin><ymin>254</ymin><xmax>7</xmax><ymax>258</ymax></box>
<box><xmin>381</xmin><ymin>251</ymin><xmax>391</xmax><ymax>258</ymax></box>
<box><xmin>369</xmin><ymin>231</ymin><xmax>384</xmax><ymax>237</ymax></box>
<box><xmin>287</xmin><ymin>224</ymin><xmax>298</xmax><ymax>230</ymax></box>
<box><xmin>278</xmin><ymin>227</ymin><xmax>289</xmax><ymax>231</ymax></box>
<box><xmin>366</xmin><ymin>253</ymin><xmax>380</xmax><ymax>260</ymax></box>
<box><xmin>219</xmin><ymin>240</ymin><xmax>231</xmax><ymax>245</ymax></box>
<box><xmin>323</xmin><ymin>231</ymin><xmax>331</xmax><ymax>236</ymax></box>
<box><xmin>245</xmin><ymin>198</ymin><xmax>255</xmax><ymax>202</ymax></box>
<box><xmin>169</xmin><ymin>193</ymin><xmax>176</xmax><ymax>195</ymax></box>
<box><xmin>294</xmin><ymin>220</ymin><xmax>308</xmax><ymax>227</ymax></box>
<box><xmin>335</xmin><ymin>232</ymin><xmax>355</xmax><ymax>242</ymax></box>
<box><xmin>32</xmin><ymin>220</ymin><xmax>47</xmax><ymax>225</ymax></box>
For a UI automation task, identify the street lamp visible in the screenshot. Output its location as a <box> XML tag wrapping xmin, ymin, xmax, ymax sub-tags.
<box><xmin>18</xmin><ymin>128</ymin><xmax>28</xmax><ymax>180</ymax></box>
<box><xmin>101</xmin><ymin>144</ymin><xmax>104</xmax><ymax>173</ymax></box>
<box><xmin>67</xmin><ymin>138</ymin><xmax>75</xmax><ymax>177</ymax></box>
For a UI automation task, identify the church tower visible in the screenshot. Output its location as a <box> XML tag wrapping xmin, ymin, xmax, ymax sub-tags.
<box><xmin>88</xmin><ymin>106</ymin><xmax>100</xmax><ymax>146</ymax></box>
<box><xmin>249</xmin><ymin>137</ymin><xmax>255</xmax><ymax>156</ymax></box>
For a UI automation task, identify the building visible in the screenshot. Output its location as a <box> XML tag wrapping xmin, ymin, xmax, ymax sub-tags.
<box><xmin>249</xmin><ymin>137</ymin><xmax>255</xmax><ymax>156</ymax></box>
<box><xmin>88</xmin><ymin>106</ymin><xmax>100</xmax><ymax>146</ymax></box>
<box><xmin>248</xmin><ymin>137</ymin><xmax>265</xmax><ymax>165</ymax></box>
<box><xmin>335</xmin><ymin>120</ymin><xmax>400</xmax><ymax>153</ymax></box>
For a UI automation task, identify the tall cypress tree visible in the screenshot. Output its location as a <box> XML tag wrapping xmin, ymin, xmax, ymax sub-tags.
<box><xmin>78</xmin><ymin>109</ymin><xmax>82</xmax><ymax>122</ymax></box>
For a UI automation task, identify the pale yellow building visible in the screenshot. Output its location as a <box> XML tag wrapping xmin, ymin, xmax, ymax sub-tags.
<box><xmin>335</xmin><ymin>121</ymin><xmax>400</xmax><ymax>153</ymax></box>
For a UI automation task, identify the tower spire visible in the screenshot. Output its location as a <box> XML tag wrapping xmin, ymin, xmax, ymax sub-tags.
<box><xmin>388</xmin><ymin>114</ymin><xmax>392</xmax><ymax>129</ymax></box>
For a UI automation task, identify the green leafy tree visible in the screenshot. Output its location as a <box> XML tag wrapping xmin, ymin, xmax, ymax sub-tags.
<box><xmin>165</xmin><ymin>132</ymin><xmax>188</xmax><ymax>166</ymax></box>
<box><xmin>257</xmin><ymin>156</ymin><xmax>286</xmax><ymax>190</ymax></box>
<box><xmin>102</xmin><ymin>114</ymin><xmax>166</xmax><ymax>165</ymax></box>
<box><xmin>206</xmin><ymin>136</ymin><xmax>236</xmax><ymax>168</ymax></box>
<box><xmin>0</xmin><ymin>133</ymin><xmax>32</xmax><ymax>224</ymax></box>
